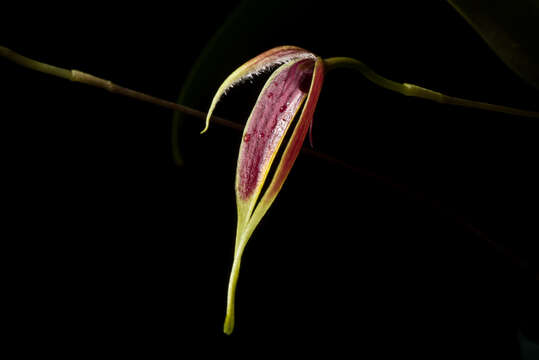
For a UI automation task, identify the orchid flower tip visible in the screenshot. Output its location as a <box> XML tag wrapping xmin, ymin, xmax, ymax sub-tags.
<box><xmin>223</xmin><ymin>315</ymin><xmax>234</xmax><ymax>335</ymax></box>
<box><xmin>200</xmin><ymin>121</ymin><xmax>210</xmax><ymax>134</ymax></box>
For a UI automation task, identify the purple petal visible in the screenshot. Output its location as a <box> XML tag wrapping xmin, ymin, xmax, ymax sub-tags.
<box><xmin>236</xmin><ymin>58</ymin><xmax>315</xmax><ymax>201</ymax></box>
<box><xmin>255</xmin><ymin>57</ymin><xmax>325</xmax><ymax>208</ymax></box>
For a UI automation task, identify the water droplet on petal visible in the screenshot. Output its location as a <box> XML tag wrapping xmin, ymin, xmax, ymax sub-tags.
<box><xmin>279</xmin><ymin>105</ymin><xmax>287</xmax><ymax>112</ymax></box>
<box><xmin>243</xmin><ymin>133</ymin><xmax>251</xmax><ymax>142</ymax></box>
<box><xmin>258</xmin><ymin>131</ymin><xmax>265</xmax><ymax>139</ymax></box>
<box><xmin>267</xmin><ymin>92</ymin><xmax>274</xmax><ymax>98</ymax></box>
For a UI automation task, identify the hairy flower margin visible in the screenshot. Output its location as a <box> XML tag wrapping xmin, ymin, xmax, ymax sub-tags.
<box><xmin>204</xmin><ymin>46</ymin><xmax>324</xmax><ymax>335</ymax></box>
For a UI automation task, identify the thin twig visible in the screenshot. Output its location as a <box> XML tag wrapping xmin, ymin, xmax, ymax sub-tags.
<box><xmin>0</xmin><ymin>46</ymin><xmax>242</xmax><ymax>131</ymax></box>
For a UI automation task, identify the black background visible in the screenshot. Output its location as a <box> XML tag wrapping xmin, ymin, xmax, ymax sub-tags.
<box><xmin>2</xmin><ymin>1</ymin><xmax>538</xmax><ymax>357</ymax></box>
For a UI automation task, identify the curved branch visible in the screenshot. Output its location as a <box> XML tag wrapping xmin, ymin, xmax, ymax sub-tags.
<box><xmin>324</xmin><ymin>57</ymin><xmax>539</xmax><ymax>118</ymax></box>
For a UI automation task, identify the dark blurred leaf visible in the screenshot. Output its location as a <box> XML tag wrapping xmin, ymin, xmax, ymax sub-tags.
<box><xmin>448</xmin><ymin>0</ymin><xmax>539</xmax><ymax>89</ymax></box>
<box><xmin>173</xmin><ymin>0</ymin><xmax>539</xmax><ymax>164</ymax></box>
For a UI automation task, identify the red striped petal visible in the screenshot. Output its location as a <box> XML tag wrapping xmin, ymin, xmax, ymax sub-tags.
<box><xmin>249</xmin><ymin>57</ymin><xmax>324</xmax><ymax>228</ymax></box>
<box><xmin>236</xmin><ymin>58</ymin><xmax>315</xmax><ymax>202</ymax></box>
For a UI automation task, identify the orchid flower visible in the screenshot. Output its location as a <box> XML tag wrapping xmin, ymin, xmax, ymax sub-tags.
<box><xmin>204</xmin><ymin>46</ymin><xmax>324</xmax><ymax>334</ymax></box>
<box><xmin>203</xmin><ymin>46</ymin><xmax>539</xmax><ymax>335</ymax></box>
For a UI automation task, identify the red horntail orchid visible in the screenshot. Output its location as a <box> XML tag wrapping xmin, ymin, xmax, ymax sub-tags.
<box><xmin>204</xmin><ymin>46</ymin><xmax>324</xmax><ymax>334</ymax></box>
<box><xmin>203</xmin><ymin>46</ymin><xmax>539</xmax><ymax>335</ymax></box>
